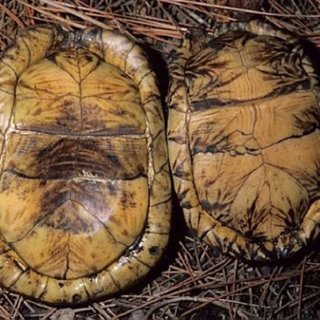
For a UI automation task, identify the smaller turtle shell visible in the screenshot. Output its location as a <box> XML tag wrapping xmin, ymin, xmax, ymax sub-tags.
<box><xmin>0</xmin><ymin>26</ymin><xmax>171</xmax><ymax>304</ymax></box>
<box><xmin>168</xmin><ymin>20</ymin><xmax>320</xmax><ymax>261</ymax></box>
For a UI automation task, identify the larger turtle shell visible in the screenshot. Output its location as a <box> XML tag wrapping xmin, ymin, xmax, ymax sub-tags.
<box><xmin>0</xmin><ymin>26</ymin><xmax>171</xmax><ymax>304</ymax></box>
<box><xmin>168</xmin><ymin>20</ymin><xmax>320</xmax><ymax>261</ymax></box>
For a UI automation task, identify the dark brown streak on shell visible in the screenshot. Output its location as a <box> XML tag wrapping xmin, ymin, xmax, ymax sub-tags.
<box><xmin>41</xmin><ymin>184</ymin><xmax>71</xmax><ymax>214</ymax></box>
<box><xmin>42</xmin><ymin>200</ymin><xmax>94</xmax><ymax>234</ymax></box>
<box><xmin>190</xmin><ymin>79</ymin><xmax>311</xmax><ymax>111</ymax></box>
<box><xmin>207</xmin><ymin>30</ymin><xmax>256</xmax><ymax>52</ymax></box>
<box><xmin>192</xmin><ymin>128</ymin><xmax>320</xmax><ymax>157</ymax></box>
<box><xmin>34</xmin><ymin>138</ymin><xmax>147</xmax><ymax>180</ymax></box>
<box><xmin>294</xmin><ymin>105</ymin><xmax>320</xmax><ymax>133</ymax></box>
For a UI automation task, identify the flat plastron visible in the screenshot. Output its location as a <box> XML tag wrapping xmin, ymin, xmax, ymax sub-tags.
<box><xmin>0</xmin><ymin>26</ymin><xmax>171</xmax><ymax>304</ymax></box>
<box><xmin>167</xmin><ymin>20</ymin><xmax>320</xmax><ymax>261</ymax></box>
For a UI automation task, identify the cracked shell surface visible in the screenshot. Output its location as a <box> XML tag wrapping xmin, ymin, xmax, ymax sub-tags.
<box><xmin>167</xmin><ymin>20</ymin><xmax>320</xmax><ymax>261</ymax></box>
<box><xmin>0</xmin><ymin>26</ymin><xmax>171</xmax><ymax>304</ymax></box>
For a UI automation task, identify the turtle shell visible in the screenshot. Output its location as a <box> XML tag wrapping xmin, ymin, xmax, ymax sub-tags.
<box><xmin>168</xmin><ymin>20</ymin><xmax>320</xmax><ymax>261</ymax></box>
<box><xmin>0</xmin><ymin>26</ymin><xmax>171</xmax><ymax>304</ymax></box>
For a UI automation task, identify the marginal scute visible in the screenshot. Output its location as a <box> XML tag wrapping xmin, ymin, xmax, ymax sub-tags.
<box><xmin>10</xmin><ymin>269</ymin><xmax>48</xmax><ymax>299</ymax></box>
<box><xmin>109</xmin><ymin>256</ymin><xmax>150</xmax><ymax>289</ymax></box>
<box><xmin>2</xmin><ymin>37</ymin><xmax>32</xmax><ymax>76</ymax></box>
<box><xmin>125</xmin><ymin>45</ymin><xmax>151</xmax><ymax>83</ymax></box>
<box><xmin>149</xmin><ymin>201</ymin><xmax>171</xmax><ymax>233</ymax></box>
<box><xmin>19</xmin><ymin>26</ymin><xmax>61</xmax><ymax>64</ymax></box>
<box><xmin>0</xmin><ymin>62</ymin><xmax>17</xmax><ymax>93</ymax></box>
<box><xmin>167</xmin><ymin>109</ymin><xmax>186</xmax><ymax>142</ymax></box>
<box><xmin>152</xmin><ymin>133</ymin><xmax>168</xmax><ymax>173</ymax></box>
<box><xmin>82</xmin><ymin>272</ymin><xmax>119</xmax><ymax>299</ymax></box>
<box><xmin>143</xmin><ymin>98</ymin><xmax>163</xmax><ymax>138</ymax></box>
<box><xmin>0</xmin><ymin>25</ymin><xmax>170</xmax><ymax>304</ymax></box>
<box><xmin>168</xmin><ymin>20</ymin><xmax>320</xmax><ymax>261</ymax></box>
<box><xmin>101</xmin><ymin>31</ymin><xmax>136</xmax><ymax>72</ymax></box>
<box><xmin>2</xmin><ymin>27</ymin><xmax>59</xmax><ymax>78</ymax></box>
<box><xmin>0</xmin><ymin>65</ymin><xmax>16</xmax><ymax>134</ymax></box>
<box><xmin>0</xmin><ymin>250</ymin><xmax>27</xmax><ymax>288</ymax></box>
<box><xmin>150</xmin><ymin>165</ymin><xmax>171</xmax><ymax>204</ymax></box>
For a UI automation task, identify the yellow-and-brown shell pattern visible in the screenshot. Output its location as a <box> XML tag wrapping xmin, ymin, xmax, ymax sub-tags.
<box><xmin>0</xmin><ymin>26</ymin><xmax>171</xmax><ymax>304</ymax></box>
<box><xmin>168</xmin><ymin>21</ymin><xmax>320</xmax><ymax>261</ymax></box>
